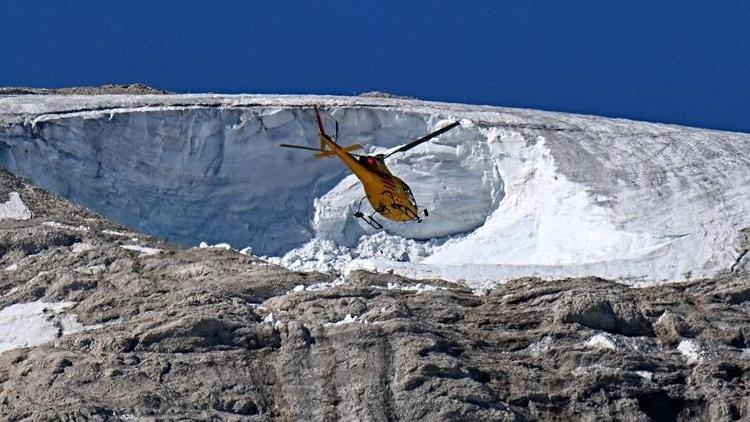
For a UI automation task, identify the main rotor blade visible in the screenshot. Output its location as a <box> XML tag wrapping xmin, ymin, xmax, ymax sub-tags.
<box><xmin>280</xmin><ymin>143</ymin><xmax>364</xmax><ymax>158</ymax></box>
<box><xmin>383</xmin><ymin>121</ymin><xmax>460</xmax><ymax>159</ymax></box>
<box><xmin>280</xmin><ymin>144</ymin><xmax>321</xmax><ymax>152</ymax></box>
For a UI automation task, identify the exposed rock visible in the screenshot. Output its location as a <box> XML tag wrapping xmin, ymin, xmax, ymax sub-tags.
<box><xmin>358</xmin><ymin>91</ymin><xmax>417</xmax><ymax>100</ymax></box>
<box><xmin>553</xmin><ymin>287</ymin><xmax>653</xmax><ymax>336</ymax></box>
<box><xmin>0</xmin><ymin>83</ymin><xmax>171</xmax><ymax>95</ymax></box>
<box><xmin>654</xmin><ymin>311</ymin><xmax>695</xmax><ymax>347</ymax></box>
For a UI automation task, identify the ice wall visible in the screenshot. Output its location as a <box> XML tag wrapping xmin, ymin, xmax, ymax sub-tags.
<box><xmin>0</xmin><ymin>105</ymin><xmax>495</xmax><ymax>255</ymax></box>
<box><xmin>1</xmin><ymin>95</ymin><xmax>748</xmax><ymax>287</ymax></box>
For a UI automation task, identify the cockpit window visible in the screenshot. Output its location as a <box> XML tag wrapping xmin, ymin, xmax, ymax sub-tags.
<box><xmin>359</xmin><ymin>156</ymin><xmax>380</xmax><ymax>171</ymax></box>
<box><xmin>404</xmin><ymin>184</ymin><xmax>417</xmax><ymax>205</ymax></box>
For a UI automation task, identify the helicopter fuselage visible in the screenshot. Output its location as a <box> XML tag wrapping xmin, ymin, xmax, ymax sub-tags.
<box><xmin>317</xmin><ymin>131</ymin><xmax>421</xmax><ymax>222</ymax></box>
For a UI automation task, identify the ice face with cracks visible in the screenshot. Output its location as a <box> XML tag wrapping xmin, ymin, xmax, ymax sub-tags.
<box><xmin>0</xmin><ymin>94</ymin><xmax>748</xmax><ymax>288</ymax></box>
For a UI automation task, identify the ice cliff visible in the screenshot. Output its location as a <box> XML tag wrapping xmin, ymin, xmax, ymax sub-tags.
<box><xmin>0</xmin><ymin>94</ymin><xmax>748</xmax><ymax>288</ymax></box>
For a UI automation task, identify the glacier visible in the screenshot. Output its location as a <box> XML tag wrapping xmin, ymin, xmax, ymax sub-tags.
<box><xmin>0</xmin><ymin>94</ymin><xmax>748</xmax><ymax>288</ymax></box>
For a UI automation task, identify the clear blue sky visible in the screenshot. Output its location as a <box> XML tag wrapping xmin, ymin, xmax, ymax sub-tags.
<box><xmin>2</xmin><ymin>1</ymin><xmax>749</xmax><ymax>133</ymax></box>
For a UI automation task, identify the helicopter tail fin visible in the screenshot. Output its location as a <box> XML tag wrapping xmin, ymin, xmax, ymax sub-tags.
<box><xmin>312</xmin><ymin>105</ymin><xmax>362</xmax><ymax>158</ymax></box>
<box><xmin>314</xmin><ymin>105</ymin><xmax>327</xmax><ymax>136</ymax></box>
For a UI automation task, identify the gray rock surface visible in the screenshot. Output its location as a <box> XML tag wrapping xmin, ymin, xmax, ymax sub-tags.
<box><xmin>0</xmin><ymin>84</ymin><xmax>170</xmax><ymax>96</ymax></box>
<box><xmin>0</xmin><ymin>167</ymin><xmax>749</xmax><ymax>421</ymax></box>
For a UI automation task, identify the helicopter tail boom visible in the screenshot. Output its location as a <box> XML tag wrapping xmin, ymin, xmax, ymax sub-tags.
<box><xmin>314</xmin><ymin>143</ymin><xmax>363</xmax><ymax>159</ymax></box>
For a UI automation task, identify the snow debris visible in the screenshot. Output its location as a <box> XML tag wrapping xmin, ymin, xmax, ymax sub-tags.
<box><xmin>285</xmin><ymin>276</ymin><xmax>349</xmax><ymax>294</ymax></box>
<box><xmin>262</xmin><ymin>313</ymin><xmax>275</xmax><ymax>325</ymax></box>
<box><xmin>587</xmin><ymin>333</ymin><xmax>617</xmax><ymax>350</ymax></box>
<box><xmin>120</xmin><ymin>244</ymin><xmax>163</xmax><ymax>257</ymax></box>
<box><xmin>70</xmin><ymin>242</ymin><xmax>94</xmax><ymax>253</ymax></box>
<box><xmin>265</xmin><ymin>239</ymin><xmax>355</xmax><ymax>274</ymax></box>
<box><xmin>583</xmin><ymin>332</ymin><xmax>658</xmax><ymax>355</ymax></box>
<box><xmin>42</xmin><ymin>221</ymin><xmax>89</xmax><ymax>232</ymax></box>
<box><xmin>677</xmin><ymin>339</ymin><xmax>704</xmax><ymax>364</ymax></box>
<box><xmin>368</xmin><ymin>282</ymin><xmax>444</xmax><ymax>293</ymax></box>
<box><xmin>199</xmin><ymin>242</ymin><xmax>232</xmax><ymax>250</ymax></box>
<box><xmin>471</xmin><ymin>286</ymin><xmax>494</xmax><ymax>296</ymax></box>
<box><xmin>524</xmin><ymin>336</ymin><xmax>555</xmax><ymax>356</ymax></box>
<box><xmin>306</xmin><ymin>279</ymin><xmax>347</xmax><ymax>291</ymax></box>
<box><xmin>5</xmin><ymin>263</ymin><xmax>18</xmax><ymax>272</ymax></box>
<box><xmin>260</xmin><ymin>312</ymin><xmax>285</xmax><ymax>330</ymax></box>
<box><xmin>635</xmin><ymin>371</ymin><xmax>653</xmax><ymax>381</ymax></box>
<box><xmin>0</xmin><ymin>192</ymin><xmax>31</xmax><ymax>220</ymax></box>
<box><xmin>102</xmin><ymin>229</ymin><xmax>130</xmax><ymax>237</ymax></box>
<box><xmin>324</xmin><ymin>313</ymin><xmax>367</xmax><ymax>327</ymax></box>
<box><xmin>386</xmin><ymin>282</ymin><xmax>442</xmax><ymax>293</ymax></box>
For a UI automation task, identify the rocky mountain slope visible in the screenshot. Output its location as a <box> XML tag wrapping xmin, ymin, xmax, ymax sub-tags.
<box><xmin>1</xmin><ymin>168</ymin><xmax>749</xmax><ymax>421</ymax></box>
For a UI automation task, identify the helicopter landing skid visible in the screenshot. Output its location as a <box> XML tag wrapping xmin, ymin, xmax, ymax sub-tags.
<box><xmin>353</xmin><ymin>210</ymin><xmax>383</xmax><ymax>229</ymax></box>
<box><xmin>353</xmin><ymin>197</ymin><xmax>384</xmax><ymax>229</ymax></box>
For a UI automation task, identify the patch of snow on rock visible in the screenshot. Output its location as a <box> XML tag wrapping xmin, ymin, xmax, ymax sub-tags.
<box><xmin>635</xmin><ymin>371</ymin><xmax>654</xmax><ymax>381</ymax></box>
<box><xmin>102</xmin><ymin>229</ymin><xmax>130</xmax><ymax>237</ymax></box>
<box><xmin>0</xmin><ymin>301</ymin><xmax>100</xmax><ymax>354</ymax></box>
<box><xmin>524</xmin><ymin>336</ymin><xmax>555</xmax><ymax>356</ymax></box>
<box><xmin>262</xmin><ymin>313</ymin><xmax>276</xmax><ymax>325</ymax></box>
<box><xmin>374</xmin><ymin>282</ymin><xmax>443</xmax><ymax>293</ymax></box>
<box><xmin>120</xmin><ymin>244</ymin><xmax>163</xmax><ymax>256</ymax></box>
<box><xmin>199</xmin><ymin>242</ymin><xmax>233</xmax><ymax>250</ymax></box>
<box><xmin>70</xmin><ymin>242</ymin><xmax>94</xmax><ymax>253</ymax></box>
<box><xmin>0</xmin><ymin>192</ymin><xmax>31</xmax><ymax>220</ymax></box>
<box><xmin>324</xmin><ymin>313</ymin><xmax>367</xmax><ymax>327</ymax></box>
<box><xmin>587</xmin><ymin>333</ymin><xmax>617</xmax><ymax>350</ymax></box>
<box><xmin>42</xmin><ymin>221</ymin><xmax>89</xmax><ymax>232</ymax></box>
<box><xmin>677</xmin><ymin>339</ymin><xmax>703</xmax><ymax>364</ymax></box>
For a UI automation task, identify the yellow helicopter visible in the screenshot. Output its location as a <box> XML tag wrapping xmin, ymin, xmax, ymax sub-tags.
<box><xmin>281</xmin><ymin>106</ymin><xmax>460</xmax><ymax>229</ymax></box>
